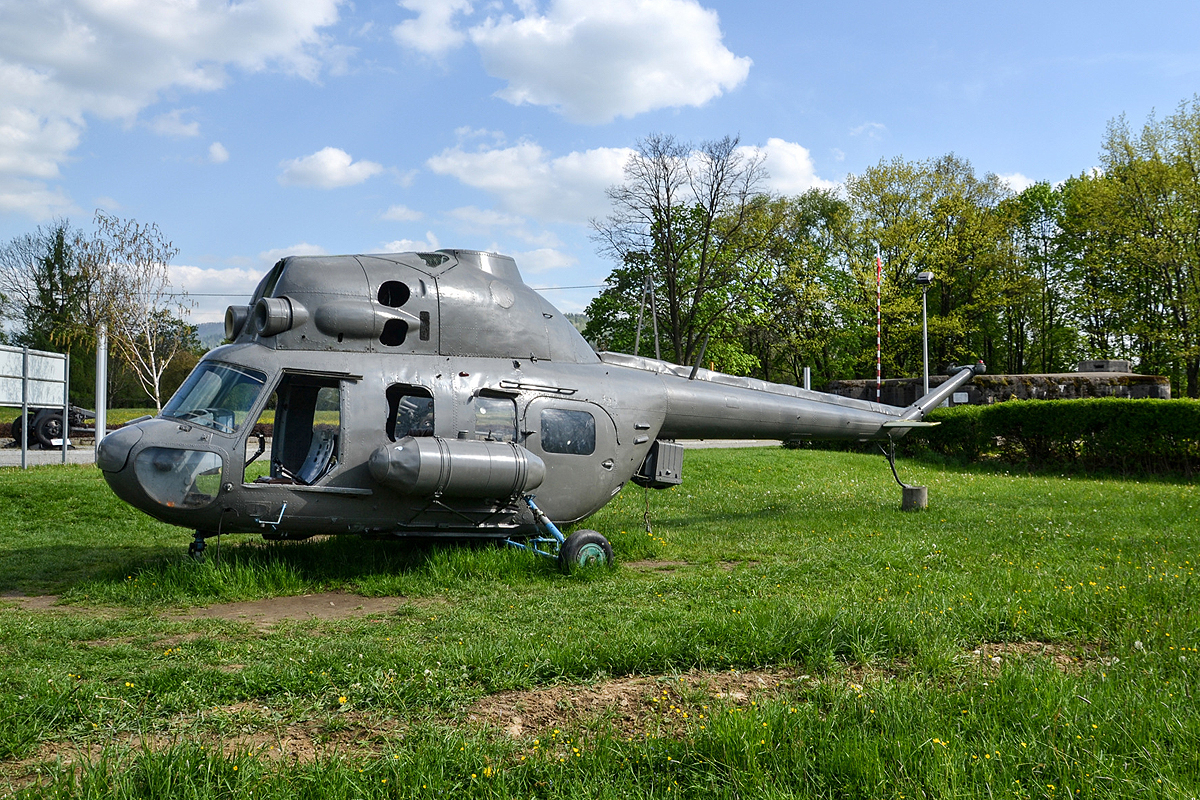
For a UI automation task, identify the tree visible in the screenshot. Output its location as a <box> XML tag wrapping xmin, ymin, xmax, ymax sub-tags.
<box><xmin>588</xmin><ymin>134</ymin><xmax>784</xmax><ymax>369</ymax></box>
<box><xmin>0</xmin><ymin>220</ymin><xmax>91</xmax><ymax>352</ymax></box>
<box><xmin>79</xmin><ymin>212</ymin><xmax>188</xmax><ymax>410</ymax></box>
<box><xmin>1083</xmin><ymin>99</ymin><xmax>1200</xmax><ymax>396</ymax></box>
<box><xmin>844</xmin><ymin>155</ymin><xmax>1011</xmax><ymax>378</ymax></box>
<box><xmin>742</xmin><ymin>188</ymin><xmax>860</xmax><ymax>386</ymax></box>
<box><xmin>1000</xmin><ymin>182</ymin><xmax>1079</xmax><ymax>373</ymax></box>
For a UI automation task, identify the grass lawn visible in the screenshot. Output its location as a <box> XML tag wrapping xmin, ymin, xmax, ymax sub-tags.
<box><xmin>0</xmin><ymin>448</ymin><xmax>1196</xmax><ymax>798</ymax></box>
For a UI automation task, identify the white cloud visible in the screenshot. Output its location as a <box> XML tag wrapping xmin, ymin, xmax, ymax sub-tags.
<box><xmin>997</xmin><ymin>172</ymin><xmax>1035</xmax><ymax>193</ymax></box>
<box><xmin>0</xmin><ymin>179</ymin><xmax>75</xmax><ymax>219</ymax></box>
<box><xmin>510</xmin><ymin>247</ymin><xmax>577</xmax><ymax>274</ymax></box>
<box><xmin>149</xmin><ymin>109</ymin><xmax>200</xmax><ymax>138</ymax></box>
<box><xmin>374</xmin><ymin>231</ymin><xmax>442</xmax><ymax>252</ymax></box>
<box><xmin>169</xmin><ymin>264</ymin><xmax>266</xmax><ymax>323</ymax></box>
<box><xmin>381</xmin><ymin>204</ymin><xmax>424</xmax><ymax>222</ymax></box>
<box><xmin>468</xmin><ymin>0</ymin><xmax>751</xmax><ymax>123</ymax></box>
<box><xmin>278</xmin><ymin>147</ymin><xmax>384</xmax><ymax>188</ymax></box>
<box><xmin>393</xmin><ymin>0</ymin><xmax>473</xmax><ymax>57</ymax></box>
<box><xmin>208</xmin><ymin>142</ymin><xmax>229</xmax><ymax>164</ymax></box>
<box><xmin>449</xmin><ymin>205</ymin><xmax>525</xmax><ymax>229</ymax></box>
<box><xmin>850</xmin><ymin>122</ymin><xmax>888</xmax><ymax>140</ymax></box>
<box><xmin>449</xmin><ymin>205</ymin><xmax>561</xmax><ymax>247</ymax></box>
<box><xmin>258</xmin><ymin>242</ymin><xmax>329</xmax><ymax>266</ymax></box>
<box><xmin>0</xmin><ymin>0</ymin><xmax>342</xmax><ymax>218</ymax></box>
<box><xmin>738</xmin><ymin>138</ymin><xmax>836</xmax><ymax>194</ymax></box>
<box><xmin>427</xmin><ymin>140</ymin><xmax>632</xmax><ymax>223</ymax></box>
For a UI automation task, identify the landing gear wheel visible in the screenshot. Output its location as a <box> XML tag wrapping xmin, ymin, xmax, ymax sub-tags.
<box><xmin>35</xmin><ymin>413</ymin><xmax>64</xmax><ymax>449</ymax></box>
<box><xmin>187</xmin><ymin>537</ymin><xmax>207</xmax><ymax>563</ymax></box>
<box><xmin>557</xmin><ymin>529</ymin><xmax>613</xmax><ymax>573</ymax></box>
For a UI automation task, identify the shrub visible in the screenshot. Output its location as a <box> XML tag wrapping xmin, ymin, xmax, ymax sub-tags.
<box><xmin>906</xmin><ymin>398</ymin><xmax>1200</xmax><ymax>475</ymax></box>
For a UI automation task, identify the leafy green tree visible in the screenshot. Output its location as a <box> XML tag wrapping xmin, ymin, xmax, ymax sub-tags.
<box><xmin>0</xmin><ymin>221</ymin><xmax>91</xmax><ymax>353</ymax></box>
<box><xmin>741</xmin><ymin>188</ymin><xmax>860</xmax><ymax>386</ymax></box>
<box><xmin>0</xmin><ymin>220</ymin><xmax>102</xmax><ymax>402</ymax></box>
<box><xmin>999</xmin><ymin>182</ymin><xmax>1079</xmax><ymax>373</ymax></box>
<box><xmin>1081</xmin><ymin>98</ymin><xmax>1200</xmax><ymax>396</ymax></box>
<box><xmin>844</xmin><ymin>154</ymin><xmax>1010</xmax><ymax>378</ymax></box>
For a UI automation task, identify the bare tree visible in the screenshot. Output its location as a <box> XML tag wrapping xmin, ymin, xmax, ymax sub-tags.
<box><xmin>79</xmin><ymin>212</ymin><xmax>187</xmax><ymax>410</ymax></box>
<box><xmin>590</xmin><ymin>134</ymin><xmax>781</xmax><ymax>367</ymax></box>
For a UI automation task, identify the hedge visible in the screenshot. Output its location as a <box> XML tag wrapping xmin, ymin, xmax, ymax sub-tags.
<box><xmin>904</xmin><ymin>398</ymin><xmax>1200</xmax><ymax>475</ymax></box>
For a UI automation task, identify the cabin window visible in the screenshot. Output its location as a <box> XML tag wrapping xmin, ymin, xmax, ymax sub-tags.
<box><xmin>244</xmin><ymin>374</ymin><xmax>342</xmax><ymax>485</ymax></box>
<box><xmin>473</xmin><ymin>394</ymin><xmax>516</xmax><ymax>442</ymax></box>
<box><xmin>540</xmin><ymin>408</ymin><xmax>595</xmax><ymax>455</ymax></box>
<box><xmin>387</xmin><ymin>385</ymin><xmax>434</xmax><ymax>441</ymax></box>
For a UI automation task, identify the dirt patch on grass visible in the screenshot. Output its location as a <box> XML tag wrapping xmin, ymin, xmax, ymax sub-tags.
<box><xmin>169</xmin><ymin>592</ymin><xmax>415</xmax><ymax>629</ymax></box>
<box><xmin>0</xmin><ymin>592</ymin><xmax>64</xmax><ymax>611</ymax></box>
<box><xmin>968</xmin><ymin>641</ymin><xmax>1101</xmax><ymax>674</ymax></box>
<box><xmin>718</xmin><ymin>560</ymin><xmax>759</xmax><ymax>572</ymax></box>
<box><xmin>467</xmin><ymin>668</ymin><xmax>794</xmax><ymax>740</ymax></box>
<box><xmin>624</xmin><ymin>560</ymin><xmax>692</xmax><ymax>572</ymax></box>
<box><xmin>4</xmin><ymin>715</ymin><xmax>406</xmax><ymax>789</ymax></box>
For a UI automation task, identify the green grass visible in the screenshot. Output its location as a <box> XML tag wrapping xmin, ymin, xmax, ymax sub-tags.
<box><xmin>1</xmin><ymin>449</ymin><xmax>1197</xmax><ymax>798</ymax></box>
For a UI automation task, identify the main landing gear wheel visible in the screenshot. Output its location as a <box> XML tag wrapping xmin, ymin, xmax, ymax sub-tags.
<box><xmin>557</xmin><ymin>529</ymin><xmax>613</xmax><ymax>573</ymax></box>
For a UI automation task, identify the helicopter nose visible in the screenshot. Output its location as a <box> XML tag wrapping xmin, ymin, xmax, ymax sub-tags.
<box><xmin>97</xmin><ymin>424</ymin><xmax>225</xmax><ymax>511</ymax></box>
<box><xmin>96</xmin><ymin>424</ymin><xmax>144</xmax><ymax>473</ymax></box>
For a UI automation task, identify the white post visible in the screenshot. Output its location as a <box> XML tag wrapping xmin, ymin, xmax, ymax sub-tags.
<box><xmin>95</xmin><ymin>323</ymin><xmax>108</xmax><ymax>454</ymax></box>
<box><xmin>803</xmin><ymin>366</ymin><xmax>811</xmax><ymax>391</ymax></box>
<box><xmin>62</xmin><ymin>353</ymin><xmax>70</xmax><ymax>462</ymax></box>
<box><xmin>20</xmin><ymin>347</ymin><xmax>28</xmax><ymax>470</ymax></box>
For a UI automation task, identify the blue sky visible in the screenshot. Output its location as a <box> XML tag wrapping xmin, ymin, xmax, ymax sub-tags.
<box><xmin>2</xmin><ymin>0</ymin><xmax>1198</xmax><ymax>324</ymax></box>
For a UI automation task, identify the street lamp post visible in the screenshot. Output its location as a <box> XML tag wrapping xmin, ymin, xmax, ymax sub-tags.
<box><xmin>915</xmin><ymin>271</ymin><xmax>934</xmax><ymax>396</ymax></box>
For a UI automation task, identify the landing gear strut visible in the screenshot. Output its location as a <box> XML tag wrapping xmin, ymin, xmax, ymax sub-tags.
<box><xmin>188</xmin><ymin>532</ymin><xmax>208</xmax><ymax>562</ymax></box>
<box><xmin>507</xmin><ymin>496</ymin><xmax>613</xmax><ymax>572</ymax></box>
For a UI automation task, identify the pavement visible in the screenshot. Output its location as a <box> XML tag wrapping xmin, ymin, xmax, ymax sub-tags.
<box><xmin>0</xmin><ymin>440</ymin><xmax>98</xmax><ymax>467</ymax></box>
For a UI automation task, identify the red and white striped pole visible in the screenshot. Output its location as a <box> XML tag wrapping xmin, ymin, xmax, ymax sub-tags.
<box><xmin>876</xmin><ymin>250</ymin><xmax>883</xmax><ymax>402</ymax></box>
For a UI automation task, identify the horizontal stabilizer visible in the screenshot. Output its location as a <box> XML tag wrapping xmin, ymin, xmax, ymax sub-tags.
<box><xmin>881</xmin><ymin>420</ymin><xmax>940</xmax><ymax>429</ymax></box>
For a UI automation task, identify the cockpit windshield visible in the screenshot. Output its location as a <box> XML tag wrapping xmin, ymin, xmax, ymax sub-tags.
<box><xmin>161</xmin><ymin>362</ymin><xmax>268</xmax><ymax>434</ymax></box>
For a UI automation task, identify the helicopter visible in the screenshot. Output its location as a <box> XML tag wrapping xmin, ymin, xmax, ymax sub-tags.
<box><xmin>96</xmin><ymin>249</ymin><xmax>983</xmax><ymax>570</ymax></box>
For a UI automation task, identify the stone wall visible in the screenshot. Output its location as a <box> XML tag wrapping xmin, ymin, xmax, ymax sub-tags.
<box><xmin>826</xmin><ymin>371</ymin><xmax>1171</xmax><ymax>408</ymax></box>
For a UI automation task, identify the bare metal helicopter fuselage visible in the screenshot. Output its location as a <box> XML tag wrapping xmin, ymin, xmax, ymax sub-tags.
<box><xmin>96</xmin><ymin>249</ymin><xmax>980</xmax><ymax>563</ymax></box>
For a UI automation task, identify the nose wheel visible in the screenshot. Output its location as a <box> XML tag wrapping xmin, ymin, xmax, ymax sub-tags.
<box><xmin>187</xmin><ymin>532</ymin><xmax>207</xmax><ymax>563</ymax></box>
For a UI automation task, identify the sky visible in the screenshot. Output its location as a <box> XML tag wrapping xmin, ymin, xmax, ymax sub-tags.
<box><xmin>2</xmin><ymin>0</ymin><xmax>1199</xmax><ymax>325</ymax></box>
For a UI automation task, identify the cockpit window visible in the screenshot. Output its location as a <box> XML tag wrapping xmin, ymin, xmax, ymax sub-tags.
<box><xmin>162</xmin><ymin>362</ymin><xmax>267</xmax><ymax>434</ymax></box>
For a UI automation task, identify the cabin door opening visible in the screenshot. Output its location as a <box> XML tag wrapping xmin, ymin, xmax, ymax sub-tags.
<box><xmin>244</xmin><ymin>374</ymin><xmax>342</xmax><ymax>485</ymax></box>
